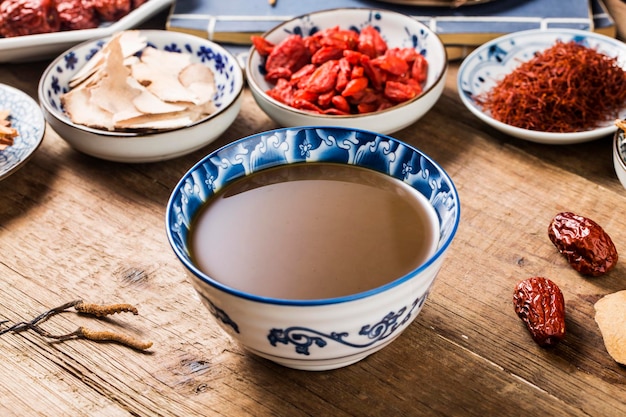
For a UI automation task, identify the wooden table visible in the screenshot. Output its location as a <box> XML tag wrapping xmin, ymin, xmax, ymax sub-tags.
<box><xmin>1</xmin><ymin>3</ymin><xmax>625</xmax><ymax>416</ymax></box>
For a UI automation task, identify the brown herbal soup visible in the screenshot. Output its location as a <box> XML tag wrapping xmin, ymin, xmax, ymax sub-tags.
<box><xmin>189</xmin><ymin>162</ymin><xmax>439</xmax><ymax>300</ymax></box>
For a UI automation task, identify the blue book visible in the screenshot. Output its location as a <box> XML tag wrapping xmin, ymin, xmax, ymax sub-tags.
<box><xmin>166</xmin><ymin>0</ymin><xmax>593</xmax><ymax>47</ymax></box>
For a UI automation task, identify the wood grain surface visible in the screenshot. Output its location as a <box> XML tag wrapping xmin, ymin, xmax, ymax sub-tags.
<box><xmin>0</xmin><ymin>3</ymin><xmax>625</xmax><ymax>416</ymax></box>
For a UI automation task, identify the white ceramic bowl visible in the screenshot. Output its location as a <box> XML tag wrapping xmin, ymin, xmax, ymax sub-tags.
<box><xmin>38</xmin><ymin>30</ymin><xmax>244</xmax><ymax>163</ymax></box>
<box><xmin>458</xmin><ymin>29</ymin><xmax>626</xmax><ymax>145</ymax></box>
<box><xmin>613</xmin><ymin>127</ymin><xmax>626</xmax><ymax>190</ymax></box>
<box><xmin>166</xmin><ymin>126</ymin><xmax>460</xmax><ymax>371</ymax></box>
<box><xmin>246</xmin><ymin>8</ymin><xmax>448</xmax><ymax>135</ymax></box>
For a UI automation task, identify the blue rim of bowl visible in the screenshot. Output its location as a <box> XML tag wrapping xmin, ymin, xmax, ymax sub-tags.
<box><xmin>165</xmin><ymin>126</ymin><xmax>460</xmax><ymax>306</ymax></box>
<box><xmin>457</xmin><ymin>28</ymin><xmax>626</xmax><ymax>143</ymax></box>
<box><xmin>37</xmin><ymin>29</ymin><xmax>244</xmax><ymax>137</ymax></box>
<box><xmin>245</xmin><ymin>7</ymin><xmax>448</xmax><ymax>120</ymax></box>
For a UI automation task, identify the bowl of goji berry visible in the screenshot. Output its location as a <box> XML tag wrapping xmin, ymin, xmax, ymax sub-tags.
<box><xmin>246</xmin><ymin>8</ymin><xmax>448</xmax><ymax>135</ymax></box>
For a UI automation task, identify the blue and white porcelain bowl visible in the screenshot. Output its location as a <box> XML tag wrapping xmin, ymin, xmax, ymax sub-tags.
<box><xmin>246</xmin><ymin>8</ymin><xmax>448</xmax><ymax>135</ymax></box>
<box><xmin>38</xmin><ymin>30</ymin><xmax>244</xmax><ymax>163</ymax></box>
<box><xmin>166</xmin><ymin>126</ymin><xmax>460</xmax><ymax>370</ymax></box>
<box><xmin>458</xmin><ymin>29</ymin><xmax>626</xmax><ymax>145</ymax></box>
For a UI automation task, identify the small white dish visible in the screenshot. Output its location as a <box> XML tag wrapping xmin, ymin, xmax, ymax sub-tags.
<box><xmin>0</xmin><ymin>84</ymin><xmax>45</xmax><ymax>181</ymax></box>
<box><xmin>0</xmin><ymin>0</ymin><xmax>173</xmax><ymax>63</ymax></box>
<box><xmin>246</xmin><ymin>8</ymin><xmax>448</xmax><ymax>135</ymax></box>
<box><xmin>458</xmin><ymin>29</ymin><xmax>626</xmax><ymax>145</ymax></box>
<box><xmin>38</xmin><ymin>30</ymin><xmax>244</xmax><ymax>163</ymax></box>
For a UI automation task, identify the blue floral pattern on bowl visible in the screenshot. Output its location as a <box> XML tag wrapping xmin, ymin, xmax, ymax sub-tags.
<box><xmin>0</xmin><ymin>84</ymin><xmax>45</xmax><ymax>180</ymax></box>
<box><xmin>267</xmin><ymin>292</ymin><xmax>428</xmax><ymax>355</ymax></box>
<box><xmin>40</xmin><ymin>30</ymin><xmax>240</xmax><ymax>134</ymax></box>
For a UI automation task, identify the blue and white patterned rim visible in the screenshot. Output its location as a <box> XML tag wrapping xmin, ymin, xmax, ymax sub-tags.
<box><xmin>0</xmin><ymin>84</ymin><xmax>45</xmax><ymax>180</ymax></box>
<box><xmin>165</xmin><ymin>126</ymin><xmax>460</xmax><ymax>306</ymax></box>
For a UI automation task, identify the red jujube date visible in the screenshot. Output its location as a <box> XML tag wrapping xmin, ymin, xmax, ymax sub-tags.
<box><xmin>548</xmin><ymin>212</ymin><xmax>618</xmax><ymax>276</ymax></box>
<box><xmin>513</xmin><ymin>277</ymin><xmax>566</xmax><ymax>347</ymax></box>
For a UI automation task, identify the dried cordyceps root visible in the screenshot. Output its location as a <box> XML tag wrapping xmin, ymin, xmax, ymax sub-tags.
<box><xmin>77</xmin><ymin>327</ymin><xmax>153</xmax><ymax>350</ymax></box>
<box><xmin>0</xmin><ymin>299</ymin><xmax>152</xmax><ymax>351</ymax></box>
<box><xmin>73</xmin><ymin>301</ymin><xmax>138</xmax><ymax>317</ymax></box>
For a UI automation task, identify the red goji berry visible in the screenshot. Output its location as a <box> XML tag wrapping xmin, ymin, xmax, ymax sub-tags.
<box><xmin>343</xmin><ymin>49</ymin><xmax>366</xmax><ymax>65</ymax></box>
<box><xmin>317</xmin><ymin>27</ymin><xmax>359</xmax><ymax>50</ymax></box>
<box><xmin>266</xmin><ymin>78</ymin><xmax>295</xmax><ymax>106</ymax></box>
<box><xmin>384</xmin><ymin>80</ymin><xmax>419</xmax><ymax>102</ymax></box>
<box><xmin>411</xmin><ymin>54</ymin><xmax>428</xmax><ymax>83</ymax></box>
<box><xmin>251</xmin><ymin>35</ymin><xmax>275</xmax><ymax>56</ymax></box>
<box><xmin>317</xmin><ymin>90</ymin><xmax>335</xmax><ymax>108</ymax></box>
<box><xmin>341</xmin><ymin>77</ymin><xmax>368</xmax><ymax>97</ymax></box>
<box><xmin>361</xmin><ymin>57</ymin><xmax>385</xmax><ymax>91</ymax></box>
<box><xmin>303</xmin><ymin>35</ymin><xmax>321</xmax><ymax>55</ymax></box>
<box><xmin>335</xmin><ymin>58</ymin><xmax>351</xmax><ymax>92</ymax></box>
<box><xmin>301</xmin><ymin>60</ymin><xmax>340</xmax><ymax>94</ymax></box>
<box><xmin>357</xmin><ymin>102</ymin><xmax>377</xmax><ymax>113</ymax></box>
<box><xmin>357</xmin><ymin>26</ymin><xmax>387</xmax><ymax>58</ymax></box>
<box><xmin>388</xmin><ymin>47</ymin><xmax>419</xmax><ymax>63</ymax></box>
<box><xmin>265</xmin><ymin>35</ymin><xmax>311</xmax><ymax>74</ymax></box>
<box><xmin>265</xmin><ymin>67</ymin><xmax>292</xmax><ymax>84</ymax></box>
<box><xmin>290</xmin><ymin>64</ymin><xmax>316</xmax><ymax>83</ymax></box>
<box><xmin>372</xmin><ymin>54</ymin><xmax>409</xmax><ymax>76</ymax></box>
<box><xmin>348</xmin><ymin>88</ymin><xmax>382</xmax><ymax>105</ymax></box>
<box><xmin>331</xmin><ymin>95</ymin><xmax>351</xmax><ymax>113</ymax></box>
<box><xmin>312</xmin><ymin>46</ymin><xmax>344</xmax><ymax>65</ymax></box>
<box><xmin>293</xmin><ymin>98</ymin><xmax>323</xmax><ymax>113</ymax></box>
<box><xmin>351</xmin><ymin>65</ymin><xmax>364</xmax><ymax>79</ymax></box>
<box><xmin>294</xmin><ymin>89</ymin><xmax>319</xmax><ymax>104</ymax></box>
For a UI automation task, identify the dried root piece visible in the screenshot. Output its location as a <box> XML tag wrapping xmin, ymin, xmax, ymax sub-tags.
<box><xmin>0</xmin><ymin>299</ymin><xmax>152</xmax><ymax>351</ymax></box>
<box><xmin>62</xmin><ymin>30</ymin><xmax>217</xmax><ymax>132</ymax></box>
<box><xmin>77</xmin><ymin>327</ymin><xmax>153</xmax><ymax>351</ymax></box>
<box><xmin>74</xmin><ymin>301</ymin><xmax>138</xmax><ymax>317</ymax></box>
<box><xmin>594</xmin><ymin>290</ymin><xmax>626</xmax><ymax>365</ymax></box>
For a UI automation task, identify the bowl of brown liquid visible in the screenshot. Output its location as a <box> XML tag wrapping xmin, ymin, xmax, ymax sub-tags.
<box><xmin>166</xmin><ymin>126</ymin><xmax>460</xmax><ymax>370</ymax></box>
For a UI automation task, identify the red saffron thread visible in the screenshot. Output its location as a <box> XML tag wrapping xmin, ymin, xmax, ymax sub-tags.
<box><xmin>475</xmin><ymin>41</ymin><xmax>626</xmax><ymax>133</ymax></box>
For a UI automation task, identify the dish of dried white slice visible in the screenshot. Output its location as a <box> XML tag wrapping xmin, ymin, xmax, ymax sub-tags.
<box><xmin>61</xmin><ymin>31</ymin><xmax>218</xmax><ymax>132</ymax></box>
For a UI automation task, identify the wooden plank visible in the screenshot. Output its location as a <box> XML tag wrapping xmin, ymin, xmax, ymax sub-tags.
<box><xmin>0</xmin><ymin>9</ymin><xmax>625</xmax><ymax>415</ymax></box>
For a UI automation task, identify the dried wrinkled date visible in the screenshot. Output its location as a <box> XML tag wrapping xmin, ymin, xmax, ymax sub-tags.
<box><xmin>513</xmin><ymin>277</ymin><xmax>566</xmax><ymax>347</ymax></box>
<box><xmin>548</xmin><ymin>212</ymin><xmax>618</xmax><ymax>276</ymax></box>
